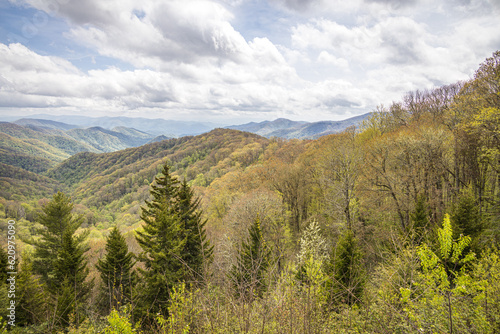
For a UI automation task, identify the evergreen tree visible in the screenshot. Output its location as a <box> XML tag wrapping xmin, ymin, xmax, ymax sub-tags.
<box><xmin>451</xmin><ymin>188</ymin><xmax>483</xmax><ymax>252</ymax></box>
<box><xmin>0</xmin><ymin>247</ymin><xmax>7</xmax><ymax>283</ymax></box>
<box><xmin>52</xmin><ymin>229</ymin><xmax>91</xmax><ymax>327</ymax></box>
<box><xmin>229</xmin><ymin>218</ymin><xmax>271</xmax><ymax>301</ymax></box>
<box><xmin>411</xmin><ymin>195</ymin><xmax>430</xmax><ymax>245</ymax></box>
<box><xmin>135</xmin><ymin>164</ymin><xmax>186</xmax><ymax>321</ymax></box>
<box><xmin>96</xmin><ymin>227</ymin><xmax>136</xmax><ymax>313</ymax></box>
<box><xmin>15</xmin><ymin>253</ymin><xmax>48</xmax><ymax>327</ymax></box>
<box><xmin>178</xmin><ymin>179</ymin><xmax>213</xmax><ymax>283</ymax></box>
<box><xmin>26</xmin><ymin>192</ymin><xmax>90</xmax><ymax>329</ymax></box>
<box><xmin>325</xmin><ymin>229</ymin><xmax>365</xmax><ymax>307</ymax></box>
<box><xmin>28</xmin><ymin>192</ymin><xmax>86</xmax><ymax>291</ymax></box>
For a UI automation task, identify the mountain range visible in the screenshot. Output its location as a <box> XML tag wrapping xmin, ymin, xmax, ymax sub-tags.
<box><xmin>0</xmin><ymin>113</ymin><xmax>371</xmax><ymax>175</ymax></box>
<box><xmin>225</xmin><ymin>113</ymin><xmax>371</xmax><ymax>139</ymax></box>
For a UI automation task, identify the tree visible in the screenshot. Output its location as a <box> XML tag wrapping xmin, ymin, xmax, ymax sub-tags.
<box><xmin>319</xmin><ymin>128</ymin><xmax>362</xmax><ymax>229</ymax></box>
<box><xmin>15</xmin><ymin>253</ymin><xmax>48</xmax><ymax>327</ymax></box>
<box><xmin>295</xmin><ymin>221</ymin><xmax>328</xmax><ymax>285</ymax></box>
<box><xmin>52</xmin><ymin>229</ymin><xmax>91</xmax><ymax>327</ymax></box>
<box><xmin>410</xmin><ymin>194</ymin><xmax>430</xmax><ymax>245</ymax></box>
<box><xmin>28</xmin><ymin>192</ymin><xmax>86</xmax><ymax>291</ymax></box>
<box><xmin>451</xmin><ymin>188</ymin><xmax>483</xmax><ymax>249</ymax></box>
<box><xmin>26</xmin><ymin>192</ymin><xmax>90</xmax><ymax>328</ymax></box>
<box><xmin>96</xmin><ymin>227</ymin><xmax>136</xmax><ymax>314</ymax></box>
<box><xmin>135</xmin><ymin>164</ymin><xmax>186</xmax><ymax>322</ymax></box>
<box><xmin>177</xmin><ymin>179</ymin><xmax>213</xmax><ymax>284</ymax></box>
<box><xmin>400</xmin><ymin>214</ymin><xmax>478</xmax><ymax>333</ymax></box>
<box><xmin>0</xmin><ymin>248</ymin><xmax>7</xmax><ymax>283</ymax></box>
<box><xmin>325</xmin><ymin>229</ymin><xmax>365</xmax><ymax>307</ymax></box>
<box><xmin>229</xmin><ymin>218</ymin><xmax>271</xmax><ymax>301</ymax></box>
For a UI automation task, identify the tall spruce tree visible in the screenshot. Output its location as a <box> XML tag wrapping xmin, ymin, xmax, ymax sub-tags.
<box><xmin>53</xmin><ymin>229</ymin><xmax>91</xmax><ymax>327</ymax></box>
<box><xmin>411</xmin><ymin>195</ymin><xmax>430</xmax><ymax>245</ymax></box>
<box><xmin>27</xmin><ymin>192</ymin><xmax>90</xmax><ymax>329</ymax></box>
<box><xmin>451</xmin><ymin>188</ymin><xmax>483</xmax><ymax>248</ymax></box>
<box><xmin>135</xmin><ymin>164</ymin><xmax>186</xmax><ymax>321</ymax></box>
<box><xmin>325</xmin><ymin>229</ymin><xmax>365</xmax><ymax>307</ymax></box>
<box><xmin>136</xmin><ymin>164</ymin><xmax>212</xmax><ymax>323</ymax></box>
<box><xmin>178</xmin><ymin>179</ymin><xmax>213</xmax><ymax>283</ymax></box>
<box><xmin>28</xmin><ymin>192</ymin><xmax>87</xmax><ymax>291</ymax></box>
<box><xmin>229</xmin><ymin>219</ymin><xmax>271</xmax><ymax>301</ymax></box>
<box><xmin>15</xmin><ymin>253</ymin><xmax>48</xmax><ymax>327</ymax></box>
<box><xmin>96</xmin><ymin>227</ymin><xmax>136</xmax><ymax>313</ymax></box>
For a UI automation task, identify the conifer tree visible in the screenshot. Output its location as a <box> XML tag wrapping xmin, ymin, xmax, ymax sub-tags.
<box><xmin>136</xmin><ymin>163</ymin><xmax>212</xmax><ymax>324</ymax></box>
<box><xmin>451</xmin><ymin>188</ymin><xmax>483</xmax><ymax>253</ymax></box>
<box><xmin>178</xmin><ymin>179</ymin><xmax>213</xmax><ymax>283</ymax></box>
<box><xmin>135</xmin><ymin>164</ymin><xmax>186</xmax><ymax>320</ymax></box>
<box><xmin>0</xmin><ymin>247</ymin><xmax>7</xmax><ymax>283</ymax></box>
<box><xmin>96</xmin><ymin>227</ymin><xmax>136</xmax><ymax>313</ymax></box>
<box><xmin>229</xmin><ymin>218</ymin><xmax>271</xmax><ymax>300</ymax></box>
<box><xmin>53</xmin><ymin>229</ymin><xmax>91</xmax><ymax>327</ymax></box>
<box><xmin>26</xmin><ymin>192</ymin><xmax>90</xmax><ymax>328</ymax></box>
<box><xmin>411</xmin><ymin>195</ymin><xmax>430</xmax><ymax>245</ymax></box>
<box><xmin>15</xmin><ymin>253</ymin><xmax>48</xmax><ymax>327</ymax></box>
<box><xmin>325</xmin><ymin>229</ymin><xmax>365</xmax><ymax>307</ymax></box>
<box><xmin>28</xmin><ymin>192</ymin><xmax>86</xmax><ymax>291</ymax></box>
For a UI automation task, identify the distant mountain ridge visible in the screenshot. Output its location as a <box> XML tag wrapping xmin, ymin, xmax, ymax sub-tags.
<box><xmin>0</xmin><ymin>120</ymin><xmax>157</xmax><ymax>173</ymax></box>
<box><xmin>8</xmin><ymin>114</ymin><xmax>221</xmax><ymax>137</ymax></box>
<box><xmin>226</xmin><ymin>113</ymin><xmax>371</xmax><ymax>139</ymax></box>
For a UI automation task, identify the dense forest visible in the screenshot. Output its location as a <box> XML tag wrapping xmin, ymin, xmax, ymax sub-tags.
<box><xmin>0</xmin><ymin>51</ymin><xmax>499</xmax><ymax>333</ymax></box>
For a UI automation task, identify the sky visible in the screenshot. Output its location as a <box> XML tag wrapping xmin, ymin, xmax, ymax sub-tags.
<box><xmin>0</xmin><ymin>0</ymin><xmax>499</xmax><ymax>124</ymax></box>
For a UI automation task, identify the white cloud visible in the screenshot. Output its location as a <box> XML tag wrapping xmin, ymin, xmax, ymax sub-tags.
<box><xmin>1</xmin><ymin>0</ymin><xmax>500</xmax><ymax>122</ymax></box>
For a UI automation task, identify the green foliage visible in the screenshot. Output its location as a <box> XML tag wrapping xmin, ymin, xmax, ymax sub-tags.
<box><xmin>27</xmin><ymin>192</ymin><xmax>88</xmax><ymax>292</ymax></box>
<box><xmin>400</xmin><ymin>213</ymin><xmax>480</xmax><ymax>332</ymax></box>
<box><xmin>25</xmin><ymin>192</ymin><xmax>91</xmax><ymax>329</ymax></box>
<box><xmin>14</xmin><ymin>253</ymin><xmax>48</xmax><ymax>327</ymax></box>
<box><xmin>410</xmin><ymin>194</ymin><xmax>429</xmax><ymax>245</ymax></box>
<box><xmin>0</xmin><ymin>248</ymin><xmax>7</xmax><ymax>283</ymax></box>
<box><xmin>230</xmin><ymin>218</ymin><xmax>271</xmax><ymax>300</ymax></box>
<box><xmin>177</xmin><ymin>179</ymin><xmax>213</xmax><ymax>283</ymax></box>
<box><xmin>96</xmin><ymin>227</ymin><xmax>136</xmax><ymax>313</ymax></box>
<box><xmin>156</xmin><ymin>283</ymin><xmax>197</xmax><ymax>334</ymax></box>
<box><xmin>103</xmin><ymin>306</ymin><xmax>141</xmax><ymax>334</ymax></box>
<box><xmin>451</xmin><ymin>187</ymin><xmax>484</xmax><ymax>252</ymax></box>
<box><xmin>135</xmin><ymin>164</ymin><xmax>194</xmax><ymax>323</ymax></box>
<box><xmin>325</xmin><ymin>229</ymin><xmax>365</xmax><ymax>307</ymax></box>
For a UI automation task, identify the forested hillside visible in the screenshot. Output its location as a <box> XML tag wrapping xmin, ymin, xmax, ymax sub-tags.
<box><xmin>0</xmin><ymin>52</ymin><xmax>499</xmax><ymax>333</ymax></box>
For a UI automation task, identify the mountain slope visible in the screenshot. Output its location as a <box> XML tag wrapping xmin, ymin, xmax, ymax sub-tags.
<box><xmin>47</xmin><ymin>128</ymin><xmax>270</xmax><ymax>210</ymax></box>
<box><xmin>227</xmin><ymin>113</ymin><xmax>371</xmax><ymax>139</ymax></box>
<box><xmin>65</xmin><ymin>126</ymin><xmax>154</xmax><ymax>152</ymax></box>
<box><xmin>19</xmin><ymin>114</ymin><xmax>220</xmax><ymax>137</ymax></box>
<box><xmin>227</xmin><ymin>118</ymin><xmax>308</xmax><ymax>137</ymax></box>
<box><xmin>14</xmin><ymin>118</ymin><xmax>79</xmax><ymax>131</ymax></box>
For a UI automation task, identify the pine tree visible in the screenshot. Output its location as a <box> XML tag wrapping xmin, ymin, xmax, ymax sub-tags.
<box><xmin>229</xmin><ymin>218</ymin><xmax>271</xmax><ymax>301</ymax></box>
<box><xmin>136</xmin><ymin>164</ymin><xmax>212</xmax><ymax>324</ymax></box>
<box><xmin>411</xmin><ymin>195</ymin><xmax>430</xmax><ymax>245</ymax></box>
<box><xmin>451</xmin><ymin>188</ymin><xmax>483</xmax><ymax>253</ymax></box>
<box><xmin>0</xmin><ymin>247</ymin><xmax>7</xmax><ymax>283</ymax></box>
<box><xmin>28</xmin><ymin>192</ymin><xmax>86</xmax><ymax>291</ymax></box>
<box><xmin>96</xmin><ymin>227</ymin><xmax>136</xmax><ymax>313</ymax></box>
<box><xmin>52</xmin><ymin>229</ymin><xmax>91</xmax><ymax>327</ymax></box>
<box><xmin>325</xmin><ymin>229</ymin><xmax>365</xmax><ymax>307</ymax></box>
<box><xmin>26</xmin><ymin>192</ymin><xmax>90</xmax><ymax>329</ymax></box>
<box><xmin>15</xmin><ymin>253</ymin><xmax>48</xmax><ymax>327</ymax></box>
<box><xmin>178</xmin><ymin>179</ymin><xmax>213</xmax><ymax>283</ymax></box>
<box><xmin>135</xmin><ymin>164</ymin><xmax>186</xmax><ymax>321</ymax></box>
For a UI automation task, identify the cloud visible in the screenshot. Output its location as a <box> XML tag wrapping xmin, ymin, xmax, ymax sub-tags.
<box><xmin>2</xmin><ymin>0</ymin><xmax>500</xmax><ymax>123</ymax></box>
